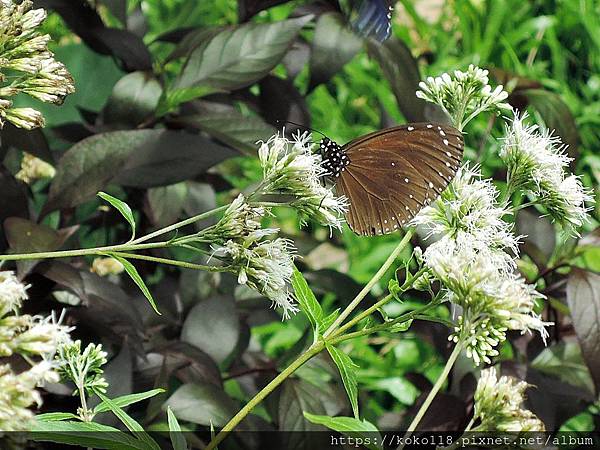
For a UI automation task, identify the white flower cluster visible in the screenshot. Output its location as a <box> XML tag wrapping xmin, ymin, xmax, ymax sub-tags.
<box><xmin>57</xmin><ymin>340</ymin><xmax>108</xmax><ymax>397</ymax></box>
<box><xmin>258</xmin><ymin>131</ymin><xmax>349</xmax><ymax>232</ymax></box>
<box><xmin>203</xmin><ymin>194</ymin><xmax>269</xmax><ymax>242</ymax></box>
<box><xmin>0</xmin><ymin>0</ymin><xmax>75</xmax><ymax>129</ymax></box>
<box><xmin>414</xmin><ymin>167</ymin><xmax>550</xmax><ymax>365</ymax></box>
<box><xmin>473</xmin><ymin>367</ymin><xmax>544</xmax><ymax>432</ymax></box>
<box><xmin>0</xmin><ymin>271</ymin><xmax>72</xmax><ymax>431</ymax></box>
<box><xmin>416</xmin><ymin>64</ymin><xmax>509</xmax><ymax>130</ymax></box>
<box><xmin>501</xmin><ymin>113</ymin><xmax>593</xmax><ymax>231</ymax></box>
<box><xmin>413</xmin><ymin>165</ymin><xmax>518</xmax><ymax>274</ymax></box>
<box><xmin>215</xmin><ymin>232</ymin><xmax>298</xmax><ymax>319</ymax></box>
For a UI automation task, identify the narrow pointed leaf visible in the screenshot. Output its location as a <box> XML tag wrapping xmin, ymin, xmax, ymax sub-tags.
<box><xmin>303</xmin><ymin>413</ymin><xmax>382</xmax><ymax>450</ymax></box>
<box><xmin>109</xmin><ymin>254</ymin><xmax>161</xmax><ymax>315</ymax></box>
<box><xmin>292</xmin><ymin>266</ymin><xmax>324</xmax><ymax>330</ymax></box>
<box><xmin>98</xmin><ymin>192</ymin><xmax>136</xmax><ymax>240</ymax></box>
<box><xmin>32</xmin><ymin>420</ymin><xmax>148</xmax><ymax>450</ymax></box>
<box><xmin>167</xmin><ymin>407</ymin><xmax>189</xmax><ymax>450</ymax></box>
<box><xmin>96</xmin><ymin>392</ymin><xmax>160</xmax><ymax>450</ymax></box>
<box><xmin>326</xmin><ymin>344</ymin><xmax>359</xmax><ymax>419</ymax></box>
<box><xmin>94</xmin><ymin>389</ymin><xmax>165</xmax><ymax>414</ymax></box>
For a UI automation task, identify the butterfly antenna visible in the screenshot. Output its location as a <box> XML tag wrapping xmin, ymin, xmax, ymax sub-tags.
<box><xmin>275</xmin><ymin>120</ymin><xmax>327</xmax><ymax>138</ymax></box>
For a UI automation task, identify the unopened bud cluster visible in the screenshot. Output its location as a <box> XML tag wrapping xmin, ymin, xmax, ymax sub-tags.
<box><xmin>416</xmin><ymin>64</ymin><xmax>509</xmax><ymax>130</ymax></box>
<box><xmin>0</xmin><ymin>0</ymin><xmax>75</xmax><ymax>129</ymax></box>
<box><xmin>15</xmin><ymin>152</ymin><xmax>56</xmax><ymax>184</ymax></box>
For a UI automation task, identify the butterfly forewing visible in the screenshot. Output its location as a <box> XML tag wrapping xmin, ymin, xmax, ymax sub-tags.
<box><xmin>336</xmin><ymin>123</ymin><xmax>464</xmax><ymax>236</ymax></box>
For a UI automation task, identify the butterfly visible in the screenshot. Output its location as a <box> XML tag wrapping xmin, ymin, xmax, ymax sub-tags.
<box><xmin>319</xmin><ymin>123</ymin><xmax>464</xmax><ymax>236</ymax></box>
<box><xmin>350</xmin><ymin>0</ymin><xmax>394</xmax><ymax>42</ymax></box>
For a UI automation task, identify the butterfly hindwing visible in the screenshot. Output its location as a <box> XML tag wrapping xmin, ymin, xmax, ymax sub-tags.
<box><xmin>336</xmin><ymin>123</ymin><xmax>464</xmax><ymax>236</ymax></box>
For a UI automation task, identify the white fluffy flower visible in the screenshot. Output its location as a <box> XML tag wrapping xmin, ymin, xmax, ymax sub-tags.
<box><xmin>425</xmin><ymin>239</ymin><xmax>549</xmax><ymax>365</ymax></box>
<box><xmin>215</xmin><ymin>232</ymin><xmax>298</xmax><ymax>319</ymax></box>
<box><xmin>203</xmin><ymin>194</ymin><xmax>268</xmax><ymax>242</ymax></box>
<box><xmin>473</xmin><ymin>367</ymin><xmax>544</xmax><ymax>432</ymax></box>
<box><xmin>501</xmin><ymin>113</ymin><xmax>593</xmax><ymax>231</ymax></box>
<box><xmin>258</xmin><ymin>131</ymin><xmax>348</xmax><ymax>231</ymax></box>
<box><xmin>0</xmin><ymin>271</ymin><xmax>28</xmax><ymax>317</ymax></box>
<box><xmin>416</xmin><ymin>65</ymin><xmax>509</xmax><ymax>129</ymax></box>
<box><xmin>413</xmin><ymin>165</ymin><xmax>518</xmax><ymax>274</ymax></box>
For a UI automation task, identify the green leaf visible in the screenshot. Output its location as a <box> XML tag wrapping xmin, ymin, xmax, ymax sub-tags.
<box><xmin>96</xmin><ymin>392</ymin><xmax>160</xmax><ymax>450</ymax></box>
<box><xmin>181</xmin><ymin>295</ymin><xmax>239</xmax><ymax>364</ymax></box>
<box><xmin>36</xmin><ymin>412</ymin><xmax>80</xmax><ymax>422</ymax></box>
<box><xmin>173</xmin><ymin>109</ymin><xmax>275</xmax><ymax>154</ymax></box>
<box><xmin>157</xmin><ymin>86</ymin><xmax>220</xmax><ymax>116</ymax></box>
<box><xmin>94</xmin><ymin>388</ymin><xmax>165</xmax><ymax>414</ymax></box>
<box><xmin>44</xmin><ymin>129</ymin><xmax>236</xmax><ymax>212</ymax></box>
<box><xmin>308</xmin><ymin>12</ymin><xmax>362</xmax><ymax>90</ymax></box>
<box><xmin>326</xmin><ymin>344</ymin><xmax>359</xmax><ymax>419</ymax></box>
<box><xmin>104</xmin><ymin>71</ymin><xmax>162</xmax><ymax>126</ymax></box>
<box><xmin>303</xmin><ymin>413</ymin><xmax>382</xmax><ymax>450</ymax></box>
<box><xmin>386</xmin><ymin>319</ymin><xmax>413</xmax><ymax>333</ymax></box>
<box><xmin>164</xmin><ymin>383</ymin><xmax>238</xmax><ymax>427</ymax></box>
<box><xmin>292</xmin><ymin>266</ymin><xmax>324</xmax><ymax>331</ymax></box>
<box><xmin>532</xmin><ymin>341</ymin><xmax>595</xmax><ymax>395</ymax></box>
<box><xmin>321</xmin><ymin>309</ymin><xmax>340</xmax><ymax>331</ymax></box>
<box><xmin>98</xmin><ymin>191</ymin><xmax>136</xmax><ymax>241</ymax></box>
<box><xmin>175</xmin><ymin>16</ymin><xmax>312</xmax><ymax>92</ymax></box>
<box><xmin>167</xmin><ymin>407</ymin><xmax>189</xmax><ymax>450</ymax></box>
<box><xmin>109</xmin><ymin>254</ymin><xmax>161</xmax><ymax>315</ymax></box>
<box><xmin>32</xmin><ymin>420</ymin><xmax>147</xmax><ymax>450</ymax></box>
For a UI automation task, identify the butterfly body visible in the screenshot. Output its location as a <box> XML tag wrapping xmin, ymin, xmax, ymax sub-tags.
<box><xmin>319</xmin><ymin>123</ymin><xmax>464</xmax><ymax>236</ymax></box>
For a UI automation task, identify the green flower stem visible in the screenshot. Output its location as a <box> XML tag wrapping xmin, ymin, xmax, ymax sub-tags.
<box><xmin>0</xmin><ymin>241</ymin><xmax>169</xmax><ymax>261</ymax></box>
<box><xmin>399</xmin><ymin>343</ymin><xmax>463</xmax><ymax>450</ymax></box>
<box><xmin>108</xmin><ymin>252</ymin><xmax>229</xmax><ymax>272</ymax></box>
<box><xmin>329</xmin><ymin>266</ymin><xmax>427</xmax><ymax>340</ymax></box>
<box><xmin>206</xmin><ymin>230</ymin><xmax>418</xmax><ymax>450</ymax></box>
<box><xmin>129</xmin><ymin>205</ymin><xmax>229</xmax><ymax>244</ymax></box>
<box><xmin>328</xmin><ymin>299</ymin><xmax>440</xmax><ymax>345</ymax></box>
<box><xmin>322</xmin><ymin>229</ymin><xmax>415</xmax><ymax>338</ymax></box>
<box><xmin>205</xmin><ymin>341</ymin><xmax>325</xmax><ymax>450</ymax></box>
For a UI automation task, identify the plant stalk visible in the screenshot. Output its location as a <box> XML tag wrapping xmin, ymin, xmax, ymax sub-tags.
<box><xmin>0</xmin><ymin>242</ymin><xmax>168</xmax><ymax>261</ymax></box>
<box><xmin>323</xmin><ymin>229</ymin><xmax>414</xmax><ymax>338</ymax></box>
<box><xmin>205</xmin><ymin>342</ymin><xmax>325</xmax><ymax>450</ymax></box>
<box><xmin>399</xmin><ymin>343</ymin><xmax>462</xmax><ymax>449</ymax></box>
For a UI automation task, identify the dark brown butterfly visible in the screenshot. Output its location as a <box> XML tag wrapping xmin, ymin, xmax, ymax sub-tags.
<box><xmin>320</xmin><ymin>123</ymin><xmax>464</xmax><ymax>236</ymax></box>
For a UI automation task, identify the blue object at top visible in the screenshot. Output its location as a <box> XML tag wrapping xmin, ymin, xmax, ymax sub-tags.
<box><xmin>352</xmin><ymin>0</ymin><xmax>393</xmax><ymax>42</ymax></box>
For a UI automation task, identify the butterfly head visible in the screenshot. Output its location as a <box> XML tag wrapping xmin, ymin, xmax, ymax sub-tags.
<box><xmin>319</xmin><ymin>138</ymin><xmax>350</xmax><ymax>179</ymax></box>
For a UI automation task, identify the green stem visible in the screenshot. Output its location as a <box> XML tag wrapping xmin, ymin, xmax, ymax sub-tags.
<box><xmin>129</xmin><ymin>205</ymin><xmax>229</xmax><ymax>244</ymax></box>
<box><xmin>399</xmin><ymin>343</ymin><xmax>462</xmax><ymax>450</ymax></box>
<box><xmin>323</xmin><ymin>229</ymin><xmax>414</xmax><ymax>338</ymax></box>
<box><xmin>330</xmin><ymin>266</ymin><xmax>427</xmax><ymax>339</ymax></box>
<box><xmin>328</xmin><ymin>299</ymin><xmax>440</xmax><ymax>345</ymax></box>
<box><xmin>0</xmin><ymin>241</ymin><xmax>169</xmax><ymax>261</ymax></box>
<box><xmin>108</xmin><ymin>252</ymin><xmax>228</xmax><ymax>272</ymax></box>
<box><xmin>205</xmin><ymin>342</ymin><xmax>325</xmax><ymax>450</ymax></box>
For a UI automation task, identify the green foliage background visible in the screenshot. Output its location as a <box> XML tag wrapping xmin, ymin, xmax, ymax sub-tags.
<box><xmin>2</xmin><ymin>0</ymin><xmax>600</xmax><ymax>446</ymax></box>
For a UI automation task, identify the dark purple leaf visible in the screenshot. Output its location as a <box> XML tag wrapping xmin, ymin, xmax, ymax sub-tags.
<box><xmin>567</xmin><ymin>268</ymin><xmax>600</xmax><ymax>394</ymax></box>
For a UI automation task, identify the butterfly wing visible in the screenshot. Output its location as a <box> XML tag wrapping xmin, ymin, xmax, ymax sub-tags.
<box><xmin>337</xmin><ymin>123</ymin><xmax>464</xmax><ymax>236</ymax></box>
<box><xmin>351</xmin><ymin>0</ymin><xmax>394</xmax><ymax>42</ymax></box>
